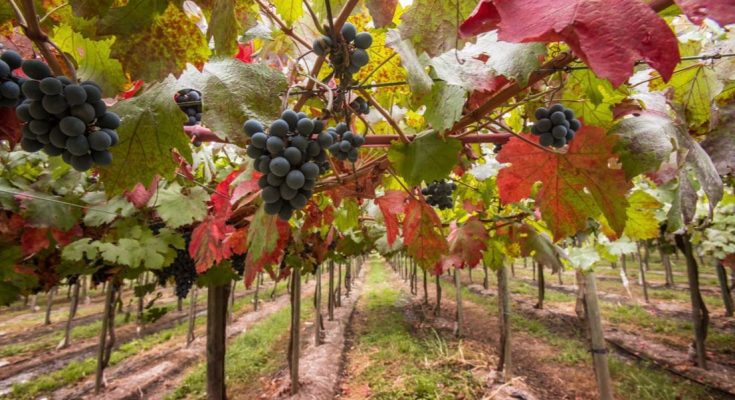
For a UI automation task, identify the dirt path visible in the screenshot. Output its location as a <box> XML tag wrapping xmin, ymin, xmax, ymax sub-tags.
<box><xmin>53</xmin><ymin>281</ymin><xmax>310</xmax><ymax>400</ymax></box>
<box><xmin>0</xmin><ymin>285</ymin><xmax>257</xmax><ymax>396</ymax></box>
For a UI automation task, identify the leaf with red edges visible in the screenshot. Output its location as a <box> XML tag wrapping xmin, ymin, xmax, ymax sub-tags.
<box><xmin>375</xmin><ymin>190</ymin><xmax>410</xmax><ymax>246</ymax></box>
<box><xmin>224</xmin><ymin>228</ymin><xmax>248</xmax><ymax>255</ymax></box>
<box><xmin>125</xmin><ymin>176</ymin><xmax>160</xmax><ymax>208</ymax></box>
<box><xmin>235</xmin><ymin>42</ymin><xmax>254</xmax><ymax>64</ymax></box>
<box><xmin>213</xmin><ymin>170</ymin><xmax>240</xmax><ymax>218</ymax></box>
<box><xmin>443</xmin><ymin>216</ymin><xmax>488</xmax><ymax>269</ymax></box>
<box><xmin>189</xmin><ymin>215</ymin><xmax>235</xmax><ymax>273</ymax></box>
<box><xmin>675</xmin><ymin>0</ymin><xmax>735</xmax><ymax>26</ymax></box>
<box><xmin>244</xmin><ymin>207</ymin><xmax>290</xmax><ymax>287</ymax></box>
<box><xmin>403</xmin><ymin>197</ymin><xmax>448</xmax><ymax>269</ymax></box>
<box><xmin>230</xmin><ymin>171</ymin><xmax>262</xmax><ymax>205</ymax></box>
<box><xmin>459</xmin><ymin>0</ymin><xmax>680</xmax><ymax>86</ymax></box>
<box><xmin>20</xmin><ymin>228</ymin><xmax>50</xmax><ymax>256</ymax></box>
<box><xmin>496</xmin><ymin>126</ymin><xmax>631</xmax><ymax>241</ymax></box>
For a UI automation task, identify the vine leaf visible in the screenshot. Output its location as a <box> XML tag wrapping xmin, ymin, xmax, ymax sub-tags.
<box><xmin>177</xmin><ymin>60</ymin><xmax>288</xmax><ymax>146</ymax></box>
<box><xmin>81</xmin><ymin>192</ymin><xmax>135</xmax><ymax>227</ymax></box>
<box><xmin>507</xmin><ymin>223</ymin><xmax>566</xmax><ymax>272</ymax></box>
<box><xmin>399</xmin><ymin>0</ymin><xmax>477</xmax><ymax>57</ymax></box>
<box><xmin>388</xmin><ymin>130</ymin><xmax>462</xmax><ymax>186</ymax></box>
<box><xmin>97</xmin><ymin>0</ymin><xmax>168</xmax><ymax>36</ymax></box>
<box><xmin>701</xmin><ymin>105</ymin><xmax>735</xmax><ymax>176</ymax></box>
<box><xmin>622</xmin><ymin>190</ymin><xmax>662</xmax><ymax>241</ymax></box>
<box><xmin>0</xmin><ymin>107</ymin><xmax>22</xmax><ymax>147</ymax></box>
<box><xmin>69</xmin><ymin>0</ymin><xmax>114</xmax><ymax>18</ymax></box>
<box><xmin>403</xmin><ymin>197</ymin><xmax>448</xmax><ymax>270</ymax></box>
<box><xmin>424</xmin><ymin>82</ymin><xmax>467</xmax><ymax>133</ymax></box>
<box><xmin>442</xmin><ymin>216</ymin><xmax>488</xmax><ymax>270</ymax></box>
<box><xmin>561</xmin><ymin>69</ymin><xmax>628</xmax><ymax>129</ymax></box>
<box><xmin>650</xmin><ymin>64</ymin><xmax>723</xmax><ymax>132</ymax></box>
<box><xmin>51</xmin><ymin>24</ymin><xmax>126</xmax><ymax>96</ymax></box>
<box><xmin>675</xmin><ymin>0</ymin><xmax>735</xmax><ymax>26</ymax></box>
<box><xmin>125</xmin><ymin>176</ymin><xmax>160</xmax><ymax>209</ymax></box>
<box><xmin>366</xmin><ymin>0</ymin><xmax>398</xmax><ymax>28</ymax></box>
<box><xmin>16</xmin><ymin>192</ymin><xmax>82</xmax><ymax>231</ymax></box>
<box><xmin>208</xmin><ymin>0</ymin><xmax>239</xmax><ymax>56</ymax></box>
<box><xmin>497</xmin><ymin>126</ymin><xmax>631</xmax><ymax>241</ymax></box>
<box><xmin>610</xmin><ymin>113</ymin><xmax>676</xmax><ymax>180</ymax></box>
<box><xmin>385</xmin><ymin>29</ymin><xmax>433</xmax><ymax>96</ymax></box>
<box><xmin>459</xmin><ymin>0</ymin><xmax>680</xmax><ymax>87</ymax></box>
<box><xmin>273</xmin><ymin>0</ymin><xmax>304</xmax><ymax>26</ymax></box>
<box><xmin>151</xmin><ymin>183</ymin><xmax>209</xmax><ymax>229</ymax></box>
<box><xmin>100</xmin><ymin>77</ymin><xmax>192</xmax><ymax>196</ymax></box>
<box><xmin>375</xmin><ymin>190</ymin><xmax>410</xmax><ymax>246</ymax></box>
<box><xmin>190</xmin><ymin>215</ymin><xmax>234</xmax><ymax>273</ymax></box>
<box><xmin>244</xmin><ymin>207</ymin><xmax>290</xmax><ymax>287</ymax></box>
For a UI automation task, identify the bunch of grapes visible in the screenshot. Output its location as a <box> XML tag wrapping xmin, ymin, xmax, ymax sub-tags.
<box><xmin>244</xmin><ymin>109</ymin><xmax>332</xmax><ymax>221</ymax></box>
<box><xmin>156</xmin><ymin>230</ymin><xmax>197</xmax><ymax>299</ymax></box>
<box><xmin>422</xmin><ymin>180</ymin><xmax>456</xmax><ymax>210</ymax></box>
<box><xmin>231</xmin><ymin>253</ymin><xmax>246</xmax><ymax>277</ymax></box>
<box><xmin>531</xmin><ymin>104</ymin><xmax>581</xmax><ymax>149</ymax></box>
<box><xmin>15</xmin><ymin>59</ymin><xmax>120</xmax><ymax>171</ymax></box>
<box><xmin>0</xmin><ymin>51</ymin><xmax>25</xmax><ymax>108</ymax></box>
<box><xmin>350</xmin><ymin>96</ymin><xmax>369</xmax><ymax>115</ymax></box>
<box><xmin>326</xmin><ymin>122</ymin><xmax>364</xmax><ymax>162</ymax></box>
<box><xmin>175</xmin><ymin>89</ymin><xmax>202</xmax><ymax>126</ymax></box>
<box><xmin>312</xmin><ymin>22</ymin><xmax>373</xmax><ymax>79</ymax></box>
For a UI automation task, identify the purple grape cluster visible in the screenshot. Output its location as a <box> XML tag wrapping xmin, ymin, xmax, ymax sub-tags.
<box><xmin>531</xmin><ymin>104</ymin><xmax>581</xmax><ymax>148</ymax></box>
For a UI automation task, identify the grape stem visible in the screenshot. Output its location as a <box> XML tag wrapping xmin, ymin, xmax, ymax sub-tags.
<box><xmin>302</xmin><ymin>0</ymin><xmax>325</xmax><ymax>35</ymax></box>
<box><xmin>256</xmin><ymin>0</ymin><xmax>311</xmax><ymax>49</ymax></box>
<box><xmin>358</xmin><ymin>89</ymin><xmax>408</xmax><ymax>143</ymax></box>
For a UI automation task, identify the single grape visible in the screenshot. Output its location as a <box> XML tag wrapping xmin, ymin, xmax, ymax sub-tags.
<box><xmin>281</xmin><ymin>109</ymin><xmax>298</xmax><ymax>130</ymax></box>
<box><xmin>280</xmin><ymin>184</ymin><xmax>298</xmax><ymax>200</ymax></box>
<box><xmin>64</xmin><ymin>85</ymin><xmax>87</xmax><ymax>105</ymax></box>
<box><xmin>91</xmin><ymin>150</ymin><xmax>113</xmax><ymax>165</ymax></box>
<box><xmin>353</xmin><ymin>134</ymin><xmax>365</xmax><ymax>147</ymax></box>
<box><xmin>36</xmin><ymin>133</ymin><xmax>50</xmax><ymax>144</ymax></box>
<box><xmin>307</xmin><ymin>141</ymin><xmax>321</xmax><ymax>157</ymax></box>
<box><xmin>93</xmin><ymin>101</ymin><xmax>107</xmax><ymax>118</ymax></box>
<box><xmin>269</xmin><ymin>119</ymin><xmax>290</xmax><ymax>138</ymax></box>
<box><xmin>20</xmin><ymin>137</ymin><xmax>43</xmax><ymax>152</ymax></box>
<box><xmin>284</xmin><ymin>146</ymin><xmax>302</xmax><ymax>166</ymax></box>
<box><xmin>339</xmin><ymin>140</ymin><xmax>351</xmax><ymax>152</ymax></box>
<box><xmin>534</xmin><ymin>107</ymin><xmax>549</xmax><ymax>120</ymax></box>
<box><xmin>354</xmin><ymin>32</ymin><xmax>373</xmax><ymax>50</ymax></box>
<box><xmin>269</xmin><ymin>157</ymin><xmax>290</xmax><ymax>177</ymax></box>
<box><xmin>97</xmin><ymin>112</ymin><xmax>121</xmax><ymax>129</ymax></box>
<box><xmin>258</xmin><ymin>174</ymin><xmax>268</xmax><ymax>189</ymax></box>
<box><xmin>42</xmin><ymin>94</ymin><xmax>69</xmax><ymax>114</ymax></box>
<box><xmin>261</xmin><ymin>186</ymin><xmax>281</xmax><ymax>204</ymax></box>
<box><xmin>43</xmin><ymin>143</ymin><xmax>64</xmax><ymax>156</ymax></box>
<box><xmin>258</xmin><ymin>155</ymin><xmax>271</xmax><ymax>173</ymax></box>
<box><xmin>1</xmin><ymin>51</ymin><xmax>23</xmax><ymax>70</ymax></box>
<box><xmin>312</xmin><ymin>38</ymin><xmax>326</xmax><ymax>56</ymax></box>
<box><xmin>103</xmin><ymin>129</ymin><xmax>119</xmax><ymax>146</ymax></box>
<box><xmin>266</xmin><ymin>136</ymin><xmax>285</xmax><ymax>155</ymax></box>
<box><xmin>0</xmin><ymin>81</ymin><xmax>20</xmax><ymax>98</ymax></box>
<box><xmin>539</xmin><ymin>133</ymin><xmax>554</xmax><ymax>147</ymax></box>
<box><xmin>313</xmin><ymin>119</ymin><xmax>324</xmax><ymax>134</ymax></box>
<box><xmin>565</xmin><ymin>130</ymin><xmax>575</xmax><ymax>142</ymax></box>
<box><xmin>278</xmin><ymin>205</ymin><xmax>293</xmax><ymax>221</ymax></box>
<box><xmin>29</xmin><ymin>100</ymin><xmax>51</xmax><ymax>119</ymax></box>
<box><xmin>250</xmin><ymin>132</ymin><xmax>267</xmax><ymax>149</ymax></box>
<box><xmin>60</xmin><ymin>116</ymin><xmax>87</xmax><ymax>137</ymax></box>
<box><xmin>83</xmin><ymin>85</ymin><xmax>102</xmax><ymax>103</ymax></box>
<box><xmin>22</xmin><ymin>80</ymin><xmax>43</xmax><ymax>100</ymax></box>
<box><xmin>15</xmin><ymin>103</ymin><xmax>32</xmax><ymax>121</ymax></box>
<box><xmin>264</xmin><ymin>200</ymin><xmax>282</xmax><ymax>215</ymax></box>
<box><xmin>564</xmin><ymin>109</ymin><xmax>575</xmax><ymax>121</ymax></box>
<box><xmin>291</xmin><ymin>135</ymin><xmax>308</xmax><ymax>152</ymax></box>
<box><xmin>66</xmin><ymin>135</ymin><xmax>90</xmax><ymax>156</ymax></box>
<box><xmin>570</xmin><ymin>119</ymin><xmax>581</xmax><ymax>131</ymax></box>
<box><xmin>549</xmin><ymin>103</ymin><xmax>564</xmax><ymax>114</ymax></box>
<box><xmin>21</xmin><ymin>60</ymin><xmax>53</xmax><ymax>80</ymax></box>
<box><xmin>550</xmin><ymin>111</ymin><xmax>566</xmax><ymax>125</ymax></box>
<box><xmin>39</xmin><ymin>77</ymin><xmax>62</xmax><ymax>95</ymax></box>
<box><xmin>350</xmin><ymin>49</ymin><xmax>369</xmax><ymax>68</ymax></box>
<box><xmin>88</xmin><ymin>130</ymin><xmax>112</xmax><ymax>151</ymax></box>
<box><xmin>552</xmin><ymin>137</ymin><xmax>567</xmax><ymax>148</ymax></box>
<box><xmin>302</xmin><ymin>179</ymin><xmax>316</xmax><ymax>191</ymax></box>
<box><xmin>535</xmin><ymin>118</ymin><xmax>552</xmax><ymax>133</ymax></box>
<box><xmin>49</xmin><ymin>127</ymin><xmax>67</xmax><ymax>148</ymax></box>
<box><xmin>286</xmin><ymin>170</ymin><xmax>305</xmax><ymax>190</ymax></box>
<box><xmin>267</xmin><ymin>173</ymin><xmax>284</xmax><ymax>186</ymax></box>
<box><xmin>300</xmin><ymin>162</ymin><xmax>319</xmax><ymax>180</ymax></box>
<box><xmin>61</xmin><ymin>150</ymin><xmax>73</xmax><ymax>164</ymax></box>
<box><xmin>244</xmin><ymin>119</ymin><xmax>264</xmax><ymax>137</ymax></box>
<box><xmin>289</xmin><ymin>193</ymin><xmax>307</xmax><ymax>210</ymax></box>
<box><xmin>335</xmin><ymin>122</ymin><xmax>348</xmax><ymax>134</ymax></box>
<box><xmin>70</xmin><ymin>154</ymin><xmax>94</xmax><ymax>171</ymax></box>
<box><xmin>297</xmin><ymin>118</ymin><xmax>314</xmax><ymax>136</ymax></box>
<box><xmin>317</xmin><ymin>132</ymin><xmax>334</xmax><ymax>148</ymax></box>
<box><xmin>552</xmin><ymin>125</ymin><xmax>568</xmax><ymax>139</ymax></box>
<box><xmin>347</xmin><ymin>148</ymin><xmax>358</xmax><ymax>162</ymax></box>
<box><xmin>341</xmin><ymin>23</ymin><xmax>357</xmax><ymax>42</ymax></box>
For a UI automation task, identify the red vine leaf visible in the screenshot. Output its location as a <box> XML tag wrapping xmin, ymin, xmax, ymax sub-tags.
<box><xmin>189</xmin><ymin>215</ymin><xmax>234</xmax><ymax>273</ymax></box>
<box><xmin>0</xmin><ymin>107</ymin><xmax>22</xmax><ymax>147</ymax></box>
<box><xmin>125</xmin><ymin>176</ymin><xmax>160</xmax><ymax>208</ymax></box>
<box><xmin>496</xmin><ymin>126</ymin><xmax>631</xmax><ymax>241</ymax></box>
<box><xmin>675</xmin><ymin>0</ymin><xmax>735</xmax><ymax>26</ymax></box>
<box><xmin>375</xmin><ymin>190</ymin><xmax>410</xmax><ymax>246</ymax></box>
<box><xmin>235</xmin><ymin>42</ymin><xmax>254</xmax><ymax>64</ymax></box>
<box><xmin>244</xmin><ymin>207</ymin><xmax>290</xmax><ymax>287</ymax></box>
<box><xmin>459</xmin><ymin>0</ymin><xmax>680</xmax><ymax>86</ymax></box>
<box><xmin>403</xmin><ymin>197</ymin><xmax>448</xmax><ymax>269</ymax></box>
<box><xmin>442</xmin><ymin>216</ymin><xmax>488</xmax><ymax>270</ymax></box>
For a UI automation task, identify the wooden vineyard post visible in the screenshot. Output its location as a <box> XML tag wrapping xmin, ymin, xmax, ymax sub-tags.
<box><xmin>345</xmin><ymin>259</ymin><xmax>352</xmax><ymax>298</ymax></box>
<box><xmin>583</xmin><ymin>271</ymin><xmax>614</xmax><ymax>400</ymax></box>
<box><xmin>434</xmin><ymin>274</ymin><xmax>442</xmax><ymax>316</ymax></box>
<box><xmin>483</xmin><ymin>260</ymin><xmax>489</xmax><ymax>290</ymax></box>
<box><xmin>254</xmin><ymin>272</ymin><xmax>261</xmax><ymax>311</ymax></box>
<box><xmin>44</xmin><ymin>286</ymin><xmax>56</xmax><ymax>325</ymax></box>
<box><xmin>716</xmin><ymin>261</ymin><xmax>734</xmax><ymax>317</ymax></box>
<box><xmin>636</xmin><ymin>243</ymin><xmax>650</xmax><ymax>303</ymax></box>
<box><xmin>621</xmin><ymin>253</ymin><xmax>627</xmax><ymax>274</ymax></box>
<box><xmin>675</xmin><ymin>232</ymin><xmax>710</xmax><ymax>369</ymax></box>
<box><xmin>454</xmin><ymin>268</ymin><xmax>463</xmax><ymax>337</ymax></box>
<box><xmin>336</xmin><ymin>262</ymin><xmax>342</xmax><ymax>307</ymax></box>
<box><xmin>535</xmin><ymin>263</ymin><xmax>545</xmax><ymax>309</ymax></box>
<box><xmin>177</xmin><ymin>296</ymin><xmax>183</xmax><ymax>312</ymax></box>
<box><xmin>423</xmin><ymin>268</ymin><xmax>429</xmax><ymax>305</ymax></box>
<box><xmin>497</xmin><ymin>264</ymin><xmax>512</xmax><ymax>382</ymax></box>
<box><xmin>289</xmin><ymin>267</ymin><xmax>302</xmax><ymax>395</ymax></box>
<box><xmin>206</xmin><ymin>283</ymin><xmax>230</xmax><ymax>400</ymax></box>
<box><xmin>532</xmin><ymin>261</ymin><xmax>536</xmax><ymax>282</ymax></box>
<box><xmin>228</xmin><ymin>280</ymin><xmax>237</xmax><ymax>323</ymax></box>
<box><xmin>328</xmin><ymin>260</ymin><xmax>335</xmax><ymax>321</ymax></box>
<box><xmin>95</xmin><ymin>282</ymin><xmax>117</xmax><ymax>394</ymax></box>
<box><xmin>314</xmin><ymin>265</ymin><xmax>325</xmax><ymax>345</ymax></box>
<box><xmin>187</xmin><ymin>287</ymin><xmax>198</xmax><ymax>347</ymax></box>
<box><xmin>60</xmin><ymin>280</ymin><xmax>80</xmax><ymax>349</ymax></box>
<box><xmin>468</xmin><ymin>266</ymin><xmax>473</xmax><ymax>283</ymax></box>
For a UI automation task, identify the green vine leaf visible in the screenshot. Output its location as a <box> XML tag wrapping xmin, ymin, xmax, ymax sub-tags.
<box><xmin>151</xmin><ymin>183</ymin><xmax>209</xmax><ymax>229</ymax></box>
<box><xmin>388</xmin><ymin>130</ymin><xmax>462</xmax><ymax>186</ymax></box>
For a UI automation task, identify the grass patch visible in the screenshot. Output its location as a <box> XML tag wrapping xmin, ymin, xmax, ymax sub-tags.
<box><xmin>343</xmin><ymin>259</ymin><xmax>483</xmax><ymax>399</ymax></box>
